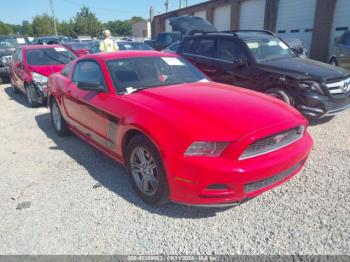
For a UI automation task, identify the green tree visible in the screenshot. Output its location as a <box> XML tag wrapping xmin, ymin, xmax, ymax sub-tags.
<box><xmin>0</xmin><ymin>21</ymin><xmax>13</xmax><ymax>35</ymax></box>
<box><xmin>58</xmin><ymin>20</ymin><xmax>75</xmax><ymax>37</ymax></box>
<box><xmin>21</xmin><ymin>20</ymin><xmax>33</xmax><ymax>36</ymax></box>
<box><xmin>129</xmin><ymin>16</ymin><xmax>146</xmax><ymax>25</ymax></box>
<box><xmin>32</xmin><ymin>13</ymin><xmax>55</xmax><ymax>36</ymax></box>
<box><xmin>72</xmin><ymin>6</ymin><xmax>102</xmax><ymax>37</ymax></box>
<box><xmin>104</xmin><ymin>20</ymin><xmax>132</xmax><ymax>36</ymax></box>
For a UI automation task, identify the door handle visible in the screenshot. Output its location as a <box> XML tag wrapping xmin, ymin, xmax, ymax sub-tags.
<box><xmin>202</xmin><ymin>67</ymin><xmax>217</xmax><ymax>74</ymax></box>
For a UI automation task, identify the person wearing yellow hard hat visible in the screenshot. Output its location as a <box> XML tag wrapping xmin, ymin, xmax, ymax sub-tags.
<box><xmin>99</xmin><ymin>30</ymin><xmax>118</xmax><ymax>52</ymax></box>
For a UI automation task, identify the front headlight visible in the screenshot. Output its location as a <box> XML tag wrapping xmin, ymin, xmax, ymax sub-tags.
<box><xmin>32</xmin><ymin>72</ymin><xmax>48</xmax><ymax>84</ymax></box>
<box><xmin>299</xmin><ymin>81</ymin><xmax>324</xmax><ymax>95</ymax></box>
<box><xmin>184</xmin><ymin>142</ymin><xmax>229</xmax><ymax>157</ymax></box>
<box><xmin>0</xmin><ymin>56</ymin><xmax>11</xmax><ymax>66</ymax></box>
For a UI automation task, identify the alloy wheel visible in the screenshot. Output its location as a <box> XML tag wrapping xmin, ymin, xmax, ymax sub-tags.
<box><xmin>130</xmin><ymin>146</ymin><xmax>159</xmax><ymax>196</ymax></box>
<box><xmin>51</xmin><ymin>101</ymin><xmax>62</xmax><ymax>131</ymax></box>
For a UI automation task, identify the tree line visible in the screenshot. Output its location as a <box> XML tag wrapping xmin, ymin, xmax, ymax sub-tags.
<box><xmin>0</xmin><ymin>7</ymin><xmax>145</xmax><ymax>37</ymax></box>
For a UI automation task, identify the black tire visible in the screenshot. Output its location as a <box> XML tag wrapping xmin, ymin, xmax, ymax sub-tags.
<box><xmin>11</xmin><ymin>82</ymin><xmax>19</xmax><ymax>93</ymax></box>
<box><xmin>329</xmin><ymin>57</ymin><xmax>338</xmax><ymax>67</ymax></box>
<box><xmin>265</xmin><ymin>88</ymin><xmax>293</xmax><ymax>105</ymax></box>
<box><xmin>25</xmin><ymin>84</ymin><xmax>38</xmax><ymax>107</ymax></box>
<box><xmin>50</xmin><ymin>98</ymin><xmax>70</xmax><ymax>136</ymax></box>
<box><xmin>126</xmin><ymin>134</ymin><xmax>169</xmax><ymax>205</ymax></box>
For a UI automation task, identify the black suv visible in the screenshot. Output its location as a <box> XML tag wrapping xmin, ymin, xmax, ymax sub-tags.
<box><xmin>178</xmin><ymin>30</ymin><xmax>350</xmax><ymax>119</ymax></box>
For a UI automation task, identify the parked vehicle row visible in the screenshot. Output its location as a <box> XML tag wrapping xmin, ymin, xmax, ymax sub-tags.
<box><xmin>4</xmin><ymin>28</ymin><xmax>350</xmax><ymax>207</ymax></box>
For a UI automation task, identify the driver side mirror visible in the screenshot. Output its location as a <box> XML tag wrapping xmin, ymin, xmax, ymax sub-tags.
<box><xmin>292</xmin><ymin>47</ymin><xmax>304</xmax><ymax>56</ymax></box>
<box><xmin>77</xmin><ymin>81</ymin><xmax>105</xmax><ymax>92</ymax></box>
<box><xmin>233</xmin><ymin>57</ymin><xmax>247</xmax><ymax>67</ymax></box>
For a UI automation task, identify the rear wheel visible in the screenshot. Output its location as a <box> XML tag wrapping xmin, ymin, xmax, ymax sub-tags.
<box><xmin>265</xmin><ymin>88</ymin><xmax>293</xmax><ymax>105</ymax></box>
<box><xmin>126</xmin><ymin>135</ymin><xmax>169</xmax><ymax>205</ymax></box>
<box><xmin>25</xmin><ymin>85</ymin><xmax>38</xmax><ymax>107</ymax></box>
<box><xmin>50</xmin><ymin>98</ymin><xmax>70</xmax><ymax>136</ymax></box>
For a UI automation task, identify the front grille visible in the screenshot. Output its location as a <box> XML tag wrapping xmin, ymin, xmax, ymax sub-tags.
<box><xmin>240</xmin><ymin>126</ymin><xmax>304</xmax><ymax>160</ymax></box>
<box><xmin>326</xmin><ymin>77</ymin><xmax>350</xmax><ymax>95</ymax></box>
<box><xmin>244</xmin><ymin>161</ymin><xmax>303</xmax><ymax>193</ymax></box>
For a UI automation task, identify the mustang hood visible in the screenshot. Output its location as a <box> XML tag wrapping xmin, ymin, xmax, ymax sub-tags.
<box><xmin>28</xmin><ymin>64</ymin><xmax>66</xmax><ymax>77</ymax></box>
<box><xmin>126</xmin><ymin>82</ymin><xmax>305</xmax><ymax>140</ymax></box>
<box><xmin>259</xmin><ymin>57</ymin><xmax>350</xmax><ymax>81</ymax></box>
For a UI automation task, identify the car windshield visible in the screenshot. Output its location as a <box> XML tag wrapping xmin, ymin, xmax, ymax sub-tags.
<box><xmin>26</xmin><ymin>47</ymin><xmax>76</xmax><ymax>65</ymax></box>
<box><xmin>0</xmin><ymin>38</ymin><xmax>19</xmax><ymax>49</ymax></box>
<box><xmin>107</xmin><ymin>56</ymin><xmax>209</xmax><ymax>94</ymax></box>
<box><xmin>118</xmin><ymin>42</ymin><xmax>153</xmax><ymax>50</ymax></box>
<box><xmin>243</xmin><ymin>36</ymin><xmax>296</xmax><ymax>62</ymax></box>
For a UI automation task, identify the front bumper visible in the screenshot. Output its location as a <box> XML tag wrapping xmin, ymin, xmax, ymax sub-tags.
<box><xmin>167</xmin><ymin>132</ymin><xmax>313</xmax><ymax>206</ymax></box>
<box><xmin>30</xmin><ymin>82</ymin><xmax>48</xmax><ymax>104</ymax></box>
<box><xmin>297</xmin><ymin>90</ymin><xmax>350</xmax><ymax>118</ymax></box>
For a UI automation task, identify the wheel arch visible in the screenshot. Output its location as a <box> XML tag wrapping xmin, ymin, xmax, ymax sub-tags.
<box><xmin>121</xmin><ymin>128</ymin><xmax>162</xmax><ymax>163</ymax></box>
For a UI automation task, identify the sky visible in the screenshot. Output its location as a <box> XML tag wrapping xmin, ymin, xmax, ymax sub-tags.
<box><xmin>1</xmin><ymin>0</ymin><xmax>207</xmax><ymax>24</ymax></box>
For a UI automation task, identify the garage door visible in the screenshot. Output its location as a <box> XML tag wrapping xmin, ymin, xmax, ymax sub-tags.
<box><xmin>213</xmin><ymin>5</ymin><xmax>231</xmax><ymax>31</ymax></box>
<box><xmin>330</xmin><ymin>0</ymin><xmax>350</xmax><ymax>46</ymax></box>
<box><xmin>276</xmin><ymin>0</ymin><xmax>316</xmax><ymax>50</ymax></box>
<box><xmin>194</xmin><ymin>10</ymin><xmax>206</xmax><ymax>20</ymax></box>
<box><xmin>239</xmin><ymin>0</ymin><xmax>266</xmax><ymax>30</ymax></box>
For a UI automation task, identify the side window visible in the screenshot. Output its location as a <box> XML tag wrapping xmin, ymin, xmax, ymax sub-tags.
<box><xmin>183</xmin><ymin>38</ymin><xmax>197</xmax><ymax>54</ymax></box>
<box><xmin>73</xmin><ymin>60</ymin><xmax>105</xmax><ymax>87</ymax></box>
<box><xmin>218</xmin><ymin>39</ymin><xmax>246</xmax><ymax>62</ymax></box>
<box><xmin>12</xmin><ymin>49</ymin><xmax>20</xmax><ymax>61</ymax></box>
<box><xmin>170</xmin><ymin>43</ymin><xmax>180</xmax><ymax>52</ymax></box>
<box><xmin>61</xmin><ymin>63</ymin><xmax>72</xmax><ymax>77</ymax></box>
<box><xmin>18</xmin><ymin>50</ymin><xmax>24</xmax><ymax>68</ymax></box>
<box><xmin>195</xmin><ymin>38</ymin><xmax>217</xmax><ymax>58</ymax></box>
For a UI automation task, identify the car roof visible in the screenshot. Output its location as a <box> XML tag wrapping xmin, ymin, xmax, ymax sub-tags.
<box><xmin>84</xmin><ymin>50</ymin><xmax>178</xmax><ymax>61</ymax></box>
<box><xmin>186</xmin><ymin>31</ymin><xmax>277</xmax><ymax>40</ymax></box>
<box><xmin>21</xmin><ymin>44</ymin><xmax>66</xmax><ymax>50</ymax></box>
<box><xmin>0</xmin><ymin>35</ymin><xmax>27</xmax><ymax>39</ymax></box>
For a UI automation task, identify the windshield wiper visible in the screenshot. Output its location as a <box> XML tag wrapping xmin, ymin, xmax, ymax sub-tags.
<box><xmin>122</xmin><ymin>87</ymin><xmax>149</xmax><ymax>95</ymax></box>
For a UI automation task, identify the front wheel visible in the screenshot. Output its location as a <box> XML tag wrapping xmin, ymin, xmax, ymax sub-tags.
<box><xmin>50</xmin><ymin>98</ymin><xmax>70</xmax><ymax>136</ymax></box>
<box><xmin>25</xmin><ymin>85</ymin><xmax>38</xmax><ymax>107</ymax></box>
<box><xmin>11</xmin><ymin>82</ymin><xmax>19</xmax><ymax>93</ymax></box>
<box><xmin>126</xmin><ymin>135</ymin><xmax>169</xmax><ymax>205</ymax></box>
<box><xmin>265</xmin><ymin>88</ymin><xmax>293</xmax><ymax>105</ymax></box>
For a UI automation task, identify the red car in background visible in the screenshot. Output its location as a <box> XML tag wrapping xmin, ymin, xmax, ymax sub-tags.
<box><xmin>9</xmin><ymin>45</ymin><xmax>76</xmax><ymax>107</ymax></box>
<box><xmin>61</xmin><ymin>42</ymin><xmax>92</xmax><ymax>57</ymax></box>
<box><xmin>47</xmin><ymin>51</ymin><xmax>313</xmax><ymax>207</ymax></box>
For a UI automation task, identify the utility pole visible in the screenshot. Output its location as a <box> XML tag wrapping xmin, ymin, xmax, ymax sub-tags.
<box><xmin>165</xmin><ymin>0</ymin><xmax>170</xmax><ymax>12</ymax></box>
<box><xmin>50</xmin><ymin>0</ymin><xmax>58</xmax><ymax>36</ymax></box>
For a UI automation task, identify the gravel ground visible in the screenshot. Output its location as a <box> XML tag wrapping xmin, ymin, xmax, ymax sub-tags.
<box><xmin>0</xmin><ymin>83</ymin><xmax>349</xmax><ymax>255</ymax></box>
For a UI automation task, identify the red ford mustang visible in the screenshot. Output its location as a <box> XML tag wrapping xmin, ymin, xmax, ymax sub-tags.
<box><xmin>47</xmin><ymin>51</ymin><xmax>313</xmax><ymax>207</ymax></box>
